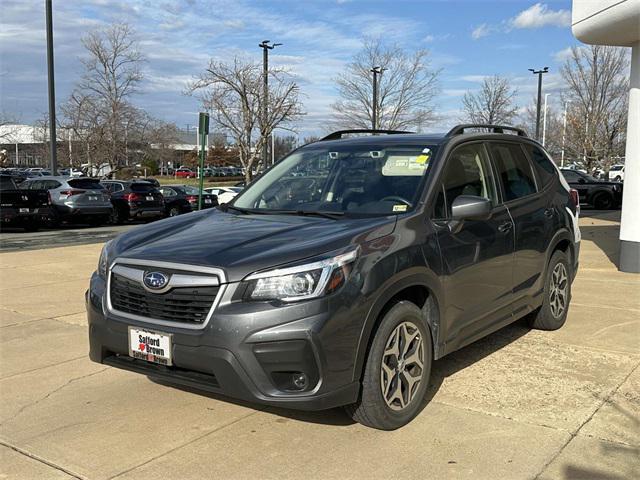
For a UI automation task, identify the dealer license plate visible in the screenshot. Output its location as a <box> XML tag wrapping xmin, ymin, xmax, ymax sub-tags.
<box><xmin>205</xmin><ymin>198</ymin><xmax>212</xmax><ymax>204</ymax></box>
<box><xmin>146</xmin><ymin>196</ymin><xmax>154</xmax><ymax>201</ymax></box>
<box><xmin>19</xmin><ymin>208</ymin><xmax>29</xmax><ymax>213</ymax></box>
<box><xmin>88</xmin><ymin>195</ymin><xmax>98</xmax><ymax>201</ymax></box>
<box><xmin>128</xmin><ymin>327</ymin><xmax>172</xmax><ymax>366</ymax></box>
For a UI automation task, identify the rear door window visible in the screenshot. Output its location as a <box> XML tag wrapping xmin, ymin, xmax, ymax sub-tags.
<box><xmin>525</xmin><ymin>144</ymin><xmax>557</xmax><ymax>188</ymax></box>
<box><xmin>488</xmin><ymin>142</ymin><xmax>538</xmax><ymax>201</ymax></box>
<box><xmin>68</xmin><ymin>179</ymin><xmax>104</xmax><ymax>190</ymax></box>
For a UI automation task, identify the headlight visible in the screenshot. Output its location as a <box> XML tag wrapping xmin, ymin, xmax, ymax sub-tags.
<box><xmin>244</xmin><ymin>248</ymin><xmax>358</xmax><ymax>302</ymax></box>
<box><xmin>98</xmin><ymin>240</ymin><xmax>113</xmax><ymax>278</ymax></box>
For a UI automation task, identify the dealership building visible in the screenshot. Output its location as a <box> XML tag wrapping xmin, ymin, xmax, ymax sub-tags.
<box><xmin>572</xmin><ymin>0</ymin><xmax>640</xmax><ymax>272</ymax></box>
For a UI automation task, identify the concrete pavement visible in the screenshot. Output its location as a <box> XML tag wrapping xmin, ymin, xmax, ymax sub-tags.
<box><xmin>0</xmin><ymin>211</ymin><xmax>638</xmax><ymax>480</ymax></box>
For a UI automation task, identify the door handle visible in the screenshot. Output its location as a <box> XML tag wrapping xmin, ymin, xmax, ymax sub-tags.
<box><xmin>498</xmin><ymin>221</ymin><xmax>513</xmax><ymax>233</ymax></box>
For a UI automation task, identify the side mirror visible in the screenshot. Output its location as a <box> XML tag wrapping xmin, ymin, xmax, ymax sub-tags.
<box><xmin>448</xmin><ymin>195</ymin><xmax>492</xmax><ymax>233</ymax></box>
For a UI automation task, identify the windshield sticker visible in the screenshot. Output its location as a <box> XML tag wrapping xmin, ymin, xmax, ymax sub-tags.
<box><xmin>393</xmin><ymin>204</ymin><xmax>408</xmax><ymax>212</ymax></box>
<box><xmin>415</xmin><ymin>148</ymin><xmax>432</xmax><ymax>165</ymax></box>
<box><xmin>383</xmin><ymin>153</ymin><xmax>428</xmax><ymax>176</ymax></box>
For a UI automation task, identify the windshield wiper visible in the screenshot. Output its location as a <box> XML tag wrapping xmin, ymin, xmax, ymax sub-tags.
<box><xmin>269</xmin><ymin>209</ymin><xmax>345</xmax><ymax>220</ymax></box>
<box><xmin>217</xmin><ymin>204</ymin><xmax>252</xmax><ymax>214</ymax></box>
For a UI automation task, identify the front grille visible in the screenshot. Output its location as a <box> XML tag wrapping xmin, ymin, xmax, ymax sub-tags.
<box><xmin>110</xmin><ymin>272</ymin><xmax>219</xmax><ymax>324</ymax></box>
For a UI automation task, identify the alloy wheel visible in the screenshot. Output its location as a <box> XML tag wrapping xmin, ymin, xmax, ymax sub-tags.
<box><xmin>380</xmin><ymin>321</ymin><xmax>424</xmax><ymax>411</ymax></box>
<box><xmin>549</xmin><ymin>263</ymin><xmax>568</xmax><ymax>318</ymax></box>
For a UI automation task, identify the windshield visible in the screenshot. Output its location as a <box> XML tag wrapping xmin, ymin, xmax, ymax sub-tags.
<box><xmin>234</xmin><ymin>143</ymin><xmax>437</xmax><ymax>215</ymax></box>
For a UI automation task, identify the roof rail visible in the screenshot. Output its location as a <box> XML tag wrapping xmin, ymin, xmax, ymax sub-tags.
<box><xmin>320</xmin><ymin>129</ymin><xmax>413</xmax><ymax>141</ymax></box>
<box><xmin>446</xmin><ymin>124</ymin><xmax>528</xmax><ymax>138</ymax></box>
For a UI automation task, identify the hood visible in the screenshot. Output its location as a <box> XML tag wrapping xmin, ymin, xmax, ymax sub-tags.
<box><xmin>111</xmin><ymin>209</ymin><xmax>396</xmax><ymax>282</ymax></box>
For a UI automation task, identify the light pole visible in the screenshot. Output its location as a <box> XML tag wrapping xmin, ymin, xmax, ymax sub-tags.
<box><xmin>529</xmin><ymin>67</ymin><xmax>549</xmax><ymax>141</ymax></box>
<box><xmin>371</xmin><ymin>66</ymin><xmax>384</xmax><ymax>130</ymax></box>
<box><xmin>45</xmin><ymin>0</ymin><xmax>58</xmax><ymax>174</ymax></box>
<box><xmin>561</xmin><ymin>101</ymin><xmax>570</xmax><ymax>167</ymax></box>
<box><xmin>542</xmin><ymin>93</ymin><xmax>550</xmax><ymax>146</ymax></box>
<box><xmin>259</xmin><ymin>40</ymin><xmax>281</xmax><ymax>169</ymax></box>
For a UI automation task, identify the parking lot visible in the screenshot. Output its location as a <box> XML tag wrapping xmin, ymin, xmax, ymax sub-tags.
<box><xmin>0</xmin><ymin>210</ymin><xmax>638</xmax><ymax>480</ymax></box>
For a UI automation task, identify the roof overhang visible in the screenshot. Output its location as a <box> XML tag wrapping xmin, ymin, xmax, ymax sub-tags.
<box><xmin>572</xmin><ymin>0</ymin><xmax>640</xmax><ymax>47</ymax></box>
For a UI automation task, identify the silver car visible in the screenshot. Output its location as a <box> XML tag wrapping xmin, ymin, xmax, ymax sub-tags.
<box><xmin>20</xmin><ymin>176</ymin><xmax>113</xmax><ymax>226</ymax></box>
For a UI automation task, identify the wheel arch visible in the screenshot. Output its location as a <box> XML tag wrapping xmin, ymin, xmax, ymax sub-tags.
<box><xmin>352</xmin><ymin>272</ymin><xmax>444</xmax><ymax>384</ymax></box>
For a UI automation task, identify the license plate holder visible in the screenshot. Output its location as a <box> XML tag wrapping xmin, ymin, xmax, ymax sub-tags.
<box><xmin>128</xmin><ymin>327</ymin><xmax>172</xmax><ymax>366</ymax></box>
<box><xmin>19</xmin><ymin>207</ymin><xmax>29</xmax><ymax>213</ymax></box>
<box><xmin>146</xmin><ymin>196</ymin><xmax>154</xmax><ymax>201</ymax></box>
<box><xmin>89</xmin><ymin>195</ymin><xmax>98</xmax><ymax>201</ymax></box>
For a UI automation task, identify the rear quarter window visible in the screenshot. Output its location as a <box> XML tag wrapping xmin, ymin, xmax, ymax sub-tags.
<box><xmin>525</xmin><ymin>144</ymin><xmax>557</xmax><ymax>188</ymax></box>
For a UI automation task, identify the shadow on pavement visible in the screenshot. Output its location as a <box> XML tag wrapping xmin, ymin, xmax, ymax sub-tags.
<box><xmin>579</xmin><ymin>223</ymin><xmax>621</xmax><ymax>268</ymax></box>
<box><xmin>151</xmin><ymin>318</ymin><xmax>532</xmax><ymax>427</ymax></box>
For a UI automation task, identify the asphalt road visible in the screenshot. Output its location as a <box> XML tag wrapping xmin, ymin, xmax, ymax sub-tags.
<box><xmin>0</xmin><ymin>223</ymin><xmax>138</xmax><ymax>252</ymax></box>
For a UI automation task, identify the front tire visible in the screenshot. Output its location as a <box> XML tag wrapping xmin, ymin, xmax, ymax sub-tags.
<box><xmin>168</xmin><ymin>206</ymin><xmax>181</xmax><ymax>217</ymax></box>
<box><xmin>528</xmin><ymin>250</ymin><xmax>571</xmax><ymax>331</ymax></box>
<box><xmin>345</xmin><ymin>301</ymin><xmax>432</xmax><ymax>430</ymax></box>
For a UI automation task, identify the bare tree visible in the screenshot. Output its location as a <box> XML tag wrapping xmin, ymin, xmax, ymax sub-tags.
<box><xmin>461</xmin><ymin>75</ymin><xmax>519</xmax><ymax>125</ymax></box>
<box><xmin>62</xmin><ymin>23</ymin><xmax>146</xmax><ymax>173</ymax></box>
<box><xmin>331</xmin><ymin>38</ymin><xmax>440</xmax><ymax>131</ymax></box>
<box><xmin>188</xmin><ymin>57</ymin><xmax>303</xmax><ymax>183</ymax></box>
<box><xmin>560</xmin><ymin>45</ymin><xmax>629</xmax><ymax>170</ymax></box>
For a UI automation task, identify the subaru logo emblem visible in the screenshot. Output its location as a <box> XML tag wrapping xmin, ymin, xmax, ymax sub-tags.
<box><xmin>143</xmin><ymin>271</ymin><xmax>169</xmax><ymax>290</ymax></box>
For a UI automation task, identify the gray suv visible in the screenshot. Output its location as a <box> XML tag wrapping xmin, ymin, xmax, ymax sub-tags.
<box><xmin>88</xmin><ymin>125</ymin><xmax>581</xmax><ymax>429</ymax></box>
<box><xmin>21</xmin><ymin>176</ymin><xmax>112</xmax><ymax>226</ymax></box>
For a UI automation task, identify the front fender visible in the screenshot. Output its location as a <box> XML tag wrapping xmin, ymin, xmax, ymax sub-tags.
<box><xmin>352</xmin><ymin>267</ymin><xmax>444</xmax><ymax>382</ymax></box>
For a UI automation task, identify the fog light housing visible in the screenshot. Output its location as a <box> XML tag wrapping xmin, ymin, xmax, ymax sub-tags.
<box><xmin>292</xmin><ymin>372</ymin><xmax>308</xmax><ymax>390</ymax></box>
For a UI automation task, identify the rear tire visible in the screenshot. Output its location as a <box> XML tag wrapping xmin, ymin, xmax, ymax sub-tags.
<box><xmin>528</xmin><ymin>250</ymin><xmax>571</xmax><ymax>331</ymax></box>
<box><xmin>345</xmin><ymin>301</ymin><xmax>432</xmax><ymax>430</ymax></box>
<box><xmin>592</xmin><ymin>192</ymin><xmax>614</xmax><ymax>210</ymax></box>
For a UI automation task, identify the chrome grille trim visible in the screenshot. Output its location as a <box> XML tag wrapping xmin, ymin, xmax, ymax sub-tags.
<box><xmin>105</xmin><ymin>257</ymin><xmax>227</xmax><ymax>330</ymax></box>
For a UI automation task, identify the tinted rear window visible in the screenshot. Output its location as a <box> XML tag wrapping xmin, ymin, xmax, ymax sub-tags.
<box><xmin>0</xmin><ymin>176</ymin><xmax>17</xmax><ymax>190</ymax></box>
<box><xmin>130</xmin><ymin>183</ymin><xmax>156</xmax><ymax>192</ymax></box>
<box><xmin>68</xmin><ymin>179</ymin><xmax>104</xmax><ymax>190</ymax></box>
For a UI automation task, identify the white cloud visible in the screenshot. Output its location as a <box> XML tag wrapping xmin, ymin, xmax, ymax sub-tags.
<box><xmin>553</xmin><ymin>47</ymin><xmax>573</xmax><ymax>62</ymax></box>
<box><xmin>510</xmin><ymin>3</ymin><xmax>571</xmax><ymax>29</ymax></box>
<box><xmin>471</xmin><ymin>23</ymin><xmax>491</xmax><ymax>40</ymax></box>
<box><xmin>424</xmin><ymin>34</ymin><xmax>435</xmax><ymax>43</ymax></box>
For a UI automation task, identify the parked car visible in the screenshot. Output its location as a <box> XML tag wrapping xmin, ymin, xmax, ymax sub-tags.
<box><xmin>204</xmin><ymin>186</ymin><xmax>242</xmax><ymax>203</ymax></box>
<box><xmin>21</xmin><ymin>176</ymin><xmax>112</xmax><ymax>226</ymax></box>
<box><xmin>101</xmin><ymin>180</ymin><xmax>165</xmax><ymax>224</ymax></box>
<box><xmin>560</xmin><ymin>168</ymin><xmax>622</xmax><ymax>209</ymax></box>
<box><xmin>133</xmin><ymin>177</ymin><xmax>160</xmax><ymax>187</ymax></box>
<box><xmin>175</xmin><ymin>167</ymin><xmax>196</xmax><ymax>178</ymax></box>
<box><xmin>0</xmin><ymin>174</ymin><xmax>52</xmax><ymax>231</ymax></box>
<box><xmin>88</xmin><ymin>124</ymin><xmax>580</xmax><ymax>430</ymax></box>
<box><xmin>608</xmin><ymin>164</ymin><xmax>625</xmax><ymax>182</ymax></box>
<box><xmin>157</xmin><ymin>185</ymin><xmax>218</xmax><ymax>217</ymax></box>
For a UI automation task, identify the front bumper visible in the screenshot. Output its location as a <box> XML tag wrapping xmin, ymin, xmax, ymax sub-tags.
<box><xmin>86</xmin><ymin>272</ymin><xmax>363</xmax><ymax>410</ymax></box>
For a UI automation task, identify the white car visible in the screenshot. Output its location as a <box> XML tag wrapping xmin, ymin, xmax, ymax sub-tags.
<box><xmin>608</xmin><ymin>165</ymin><xmax>625</xmax><ymax>182</ymax></box>
<box><xmin>204</xmin><ymin>186</ymin><xmax>243</xmax><ymax>204</ymax></box>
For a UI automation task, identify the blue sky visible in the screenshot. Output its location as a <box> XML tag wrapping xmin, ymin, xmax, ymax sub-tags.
<box><xmin>0</xmin><ymin>0</ymin><xmax>582</xmax><ymax>137</ymax></box>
